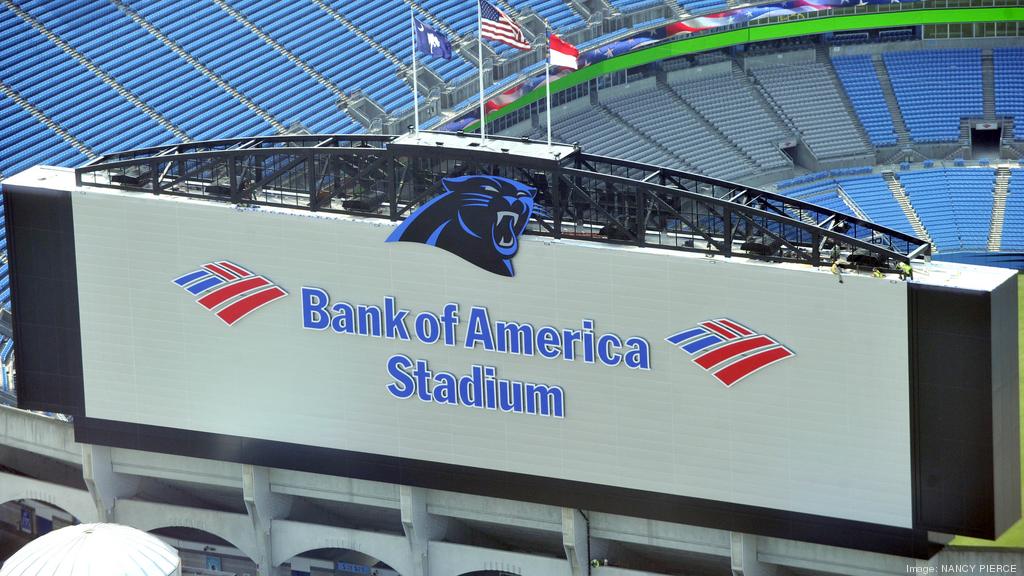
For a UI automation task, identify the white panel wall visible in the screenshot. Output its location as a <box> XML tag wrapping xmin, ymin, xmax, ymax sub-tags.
<box><xmin>72</xmin><ymin>189</ymin><xmax>912</xmax><ymax>528</ymax></box>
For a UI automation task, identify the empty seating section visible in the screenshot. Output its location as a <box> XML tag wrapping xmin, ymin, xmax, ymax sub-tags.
<box><xmin>1004</xmin><ymin>169</ymin><xmax>1024</xmax><ymax>249</ymax></box>
<box><xmin>898</xmin><ymin>169</ymin><xmax>994</xmax><ymax>251</ymax></box>
<box><xmin>0</xmin><ymin>5</ymin><xmax>173</xmax><ymax>153</ymax></box>
<box><xmin>506</xmin><ymin>0</ymin><xmax>585</xmax><ymax>31</ymax></box>
<box><xmin>328</xmin><ymin>0</ymin><xmax>475</xmax><ymax>83</ymax></box>
<box><xmin>552</xmin><ymin>106</ymin><xmax>679</xmax><ymax>168</ymax></box>
<box><xmin>19</xmin><ymin>0</ymin><xmax>270</xmax><ymax>141</ymax></box>
<box><xmin>883</xmin><ymin>50</ymin><xmax>981</xmax><ymax>143</ymax></box>
<box><xmin>751</xmin><ymin>63</ymin><xmax>870</xmax><ymax>160</ymax></box>
<box><xmin>603</xmin><ymin>86</ymin><xmax>756</xmax><ymax>180</ymax></box>
<box><xmin>994</xmin><ymin>48</ymin><xmax>1024</xmax><ymax>141</ymax></box>
<box><xmin>0</xmin><ymin>95</ymin><xmax>87</xmax><ymax>177</ymax></box>
<box><xmin>128</xmin><ymin>0</ymin><xmax>366</xmax><ymax>130</ymax></box>
<box><xmin>671</xmin><ymin>72</ymin><xmax>793</xmax><ymax>172</ymax></box>
<box><xmin>831</xmin><ymin>55</ymin><xmax>897</xmax><ymax>146</ymax></box>
<box><xmin>836</xmin><ymin>175</ymin><xmax>915</xmax><ymax>238</ymax></box>
<box><xmin>679</xmin><ymin>0</ymin><xmax>728</xmax><ymax>15</ymax></box>
<box><xmin>229</xmin><ymin>0</ymin><xmax>408</xmax><ymax>114</ymax></box>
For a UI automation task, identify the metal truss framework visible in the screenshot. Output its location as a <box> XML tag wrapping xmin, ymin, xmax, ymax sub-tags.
<box><xmin>75</xmin><ymin>132</ymin><xmax>931</xmax><ymax>271</ymax></box>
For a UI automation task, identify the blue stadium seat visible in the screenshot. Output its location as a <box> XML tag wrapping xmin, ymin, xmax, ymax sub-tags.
<box><xmin>883</xmin><ymin>50</ymin><xmax>982</xmax><ymax>144</ymax></box>
<box><xmin>831</xmin><ymin>55</ymin><xmax>898</xmax><ymax>146</ymax></box>
<box><xmin>229</xmin><ymin>0</ymin><xmax>412</xmax><ymax>114</ymax></box>
<box><xmin>898</xmin><ymin>168</ymin><xmax>994</xmax><ymax>251</ymax></box>
<box><xmin>19</xmin><ymin>0</ymin><xmax>273</xmax><ymax>140</ymax></box>
<box><xmin>0</xmin><ymin>4</ymin><xmax>174</xmax><ymax>153</ymax></box>
<box><xmin>994</xmin><ymin>48</ymin><xmax>1024</xmax><ymax>141</ymax></box>
<box><xmin>1002</xmin><ymin>169</ymin><xmax>1024</xmax><ymax>249</ymax></box>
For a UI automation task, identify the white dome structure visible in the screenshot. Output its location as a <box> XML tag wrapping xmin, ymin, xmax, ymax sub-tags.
<box><xmin>0</xmin><ymin>523</ymin><xmax>181</xmax><ymax>576</ymax></box>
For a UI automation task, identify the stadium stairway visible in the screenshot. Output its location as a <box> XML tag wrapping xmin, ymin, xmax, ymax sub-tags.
<box><xmin>3</xmin><ymin>0</ymin><xmax>188</xmax><ymax>143</ymax></box>
<box><xmin>882</xmin><ymin>171</ymin><xmax>934</xmax><ymax>246</ymax></box>
<box><xmin>871</xmin><ymin>55</ymin><xmax>911</xmax><ymax>148</ymax></box>
<box><xmin>311</xmin><ymin>0</ymin><xmax>410</xmax><ymax>77</ymax></box>
<box><xmin>111</xmin><ymin>0</ymin><xmax>286</xmax><ymax>133</ymax></box>
<box><xmin>817</xmin><ymin>46</ymin><xmax>874</xmax><ymax>152</ymax></box>
<box><xmin>988</xmin><ymin>166</ymin><xmax>1011</xmax><ymax>251</ymax></box>
<box><xmin>982</xmin><ymin>49</ymin><xmax>995</xmax><ymax>120</ymax></box>
<box><xmin>0</xmin><ymin>83</ymin><xmax>96</xmax><ymax>161</ymax></box>
<box><xmin>211</xmin><ymin>0</ymin><xmax>351</xmax><ymax>107</ymax></box>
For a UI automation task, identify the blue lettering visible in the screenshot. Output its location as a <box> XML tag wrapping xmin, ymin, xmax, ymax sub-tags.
<box><xmin>498</xmin><ymin>379</ymin><xmax>523</xmax><ymax>413</ymax></box>
<box><xmin>383</xmin><ymin>297</ymin><xmax>410</xmax><ymax>341</ymax></box>
<box><xmin>495</xmin><ymin>321</ymin><xmax>534</xmax><ymax>356</ymax></box>
<box><xmin>414</xmin><ymin>359</ymin><xmax>432</xmax><ymax>402</ymax></box>
<box><xmin>525</xmin><ymin>383</ymin><xmax>565</xmax><ymax>418</ymax></box>
<box><xmin>536</xmin><ymin>327</ymin><xmax>560</xmax><ymax>359</ymax></box>
<box><xmin>301</xmin><ymin>287</ymin><xmax>329</xmax><ymax>330</ymax></box>
<box><xmin>357</xmin><ymin>305</ymin><xmax>382</xmax><ymax>337</ymax></box>
<box><xmin>441</xmin><ymin>303</ymin><xmax>459</xmax><ymax>347</ymax></box>
<box><xmin>433</xmin><ymin>372</ymin><xmax>457</xmax><ymax>404</ymax></box>
<box><xmin>582</xmin><ymin>319</ymin><xmax>595</xmax><ymax>364</ymax></box>
<box><xmin>597</xmin><ymin>334</ymin><xmax>623</xmax><ymax>366</ymax></box>
<box><xmin>331</xmin><ymin>302</ymin><xmax>355</xmax><ymax>334</ymax></box>
<box><xmin>386</xmin><ymin>354</ymin><xmax>415</xmax><ymax>398</ymax></box>
<box><xmin>484</xmin><ymin>365</ymin><xmax>497</xmax><ymax>410</ymax></box>
<box><xmin>624</xmin><ymin>337</ymin><xmax>651</xmax><ymax>370</ymax></box>
<box><xmin>464</xmin><ymin>307</ymin><xmax>494</xmax><ymax>351</ymax></box>
<box><xmin>458</xmin><ymin>365</ymin><xmax>484</xmax><ymax>407</ymax></box>
<box><xmin>562</xmin><ymin>329</ymin><xmax>582</xmax><ymax>361</ymax></box>
<box><xmin>415</xmin><ymin>312</ymin><xmax>441</xmax><ymax>344</ymax></box>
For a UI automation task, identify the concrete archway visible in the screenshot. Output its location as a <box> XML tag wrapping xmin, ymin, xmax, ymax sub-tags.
<box><xmin>272</xmin><ymin>519</ymin><xmax>413</xmax><ymax>576</ymax></box>
<box><xmin>113</xmin><ymin>499</ymin><xmax>259</xmax><ymax>563</ymax></box>
<box><xmin>0</xmin><ymin>471</ymin><xmax>98</xmax><ymax>525</ymax></box>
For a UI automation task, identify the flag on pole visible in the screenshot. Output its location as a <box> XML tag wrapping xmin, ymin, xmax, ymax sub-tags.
<box><xmin>413</xmin><ymin>16</ymin><xmax>452</xmax><ymax>60</ymax></box>
<box><xmin>548</xmin><ymin>33</ymin><xmax>578</xmax><ymax>70</ymax></box>
<box><xmin>479</xmin><ymin>0</ymin><xmax>530</xmax><ymax>51</ymax></box>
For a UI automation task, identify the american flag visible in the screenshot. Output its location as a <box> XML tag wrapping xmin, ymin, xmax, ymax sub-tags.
<box><xmin>479</xmin><ymin>0</ymin><xmax>530</xmax><ymax>51</ymax></box>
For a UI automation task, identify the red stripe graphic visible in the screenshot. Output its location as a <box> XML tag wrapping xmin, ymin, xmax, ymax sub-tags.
<box><xmin>215</xmin><ymin>286</ymin><xmax>287</xmax><ymax>325</ymax></box>
<box><xmin>694</xmin><ymin>335</ymin><xmax>775</xmax><ymax>370</ymax></box>
<box><xmin>712</xmin><ymin>346</ymin><xmax>793</xmax><ymax>387</ymax></box>
<box><xmin>218</xmin><ymin>261</ymin><xmax>252</xmax><ymax>278</ymax></box>
<box><xmin>701</xmin><ymin>321</ymin><xmax>738</xmax><ymax>340</ymax></box>
<box><xmin>203</xmin><ymin>263</ymin><xmax>235</xmax><ymax>280</ymax></box>
<box><xmin>717</xmin><ymin>319</ymin><xmax>753</xmax><ymax>336</ymax></box>
<box><xmin>197</xmin><ymin>276</ymin><xmax>270</xmax><ymax>310</ymax></box>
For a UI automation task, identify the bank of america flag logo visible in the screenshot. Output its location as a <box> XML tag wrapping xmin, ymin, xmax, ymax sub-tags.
<box><xmin>666</xmin><ymin>319</ymin><xmax>794</xmax><ymax>387</ymax></box>
<box><xmin>173</xmin><ymin>261</ymin><xmax>287</xmax><ymax>325</ymax></box>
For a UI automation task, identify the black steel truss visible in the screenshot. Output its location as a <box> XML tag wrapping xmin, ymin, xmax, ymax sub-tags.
<box><xmin>75</xmin><ymin>132</ymin><xmax>931</xmax><ymax>270</ymax></box>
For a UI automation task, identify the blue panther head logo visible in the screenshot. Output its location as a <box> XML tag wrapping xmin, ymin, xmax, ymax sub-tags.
<box><xmin>386</xmin><ymin>175</ymin><xmax>537</xmax><ymax>277</ymax></box>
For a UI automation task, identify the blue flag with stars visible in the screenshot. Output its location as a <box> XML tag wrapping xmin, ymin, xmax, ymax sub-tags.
<box><xmin>413</xmin><ymin>16</ymin><xmax>452</xmax><ymax>60</ymax></box>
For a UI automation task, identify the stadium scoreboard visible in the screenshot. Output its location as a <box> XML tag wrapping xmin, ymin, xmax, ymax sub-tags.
<box><xmin>4</xmin><ymin>165</ymin><xmax>1019</xmax><ymax>557</ymax></box>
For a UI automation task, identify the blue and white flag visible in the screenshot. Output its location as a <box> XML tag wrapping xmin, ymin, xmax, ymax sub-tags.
<box><xmin>413</xmin><ymin>16</ymin><xmax>452</xmax><ymax>60</ymax></box>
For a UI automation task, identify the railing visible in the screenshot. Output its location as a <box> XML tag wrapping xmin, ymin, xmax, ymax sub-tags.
<box><xmin>74</xmin><ymin>133</ymin><xmax>930</xmax><ymax>271</ymax></box>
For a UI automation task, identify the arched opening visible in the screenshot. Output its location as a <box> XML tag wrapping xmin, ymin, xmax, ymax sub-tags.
<box><xmin>285</xmin><ymin>547</ymin><xmax>400</xmax><ymax>576</ymax></box>
<box><xmin>458</xmin><ymin>572</ymin><xmax>520</xmax><ymax>576</ymax></box>
<box><xmin>0</xmin><ymin>499</ymin><xmax>79</xmax><ymax>562</ymax></box>
<box><xmin>148</xmin><ymin>526</ymin><xmax>255</xmax><ymax>576</ymax></box>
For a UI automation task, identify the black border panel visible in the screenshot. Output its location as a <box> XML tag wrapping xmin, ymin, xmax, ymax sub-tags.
<box><xmin>4</xmin><ymin>183</ymin><xmax>85</xmax><ymax>415</ymax></box>
<box><xmin>74</xmin><ymin>415</ymin><xmax>934</xmax><ymax>558</ymax></box>
<box><xmin>909</xmin><ymin>283</ymin><xmax>1003</xmax><ymax>538</ymax></box>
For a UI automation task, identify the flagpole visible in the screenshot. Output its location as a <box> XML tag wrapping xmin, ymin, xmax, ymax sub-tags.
<box><xmin>476</xmin><ymin>0</ymin><xmax>486</xmax><ymax>142</ymax></box>
<box><xmin>545</xmin><ymin>43</ymin><xmax>552</xmax><ymax>149</ymax></box>
<box><xmin>410</xmin><ymin>8</ymin><xmax>419</xmax><ymax>135</ymax></box>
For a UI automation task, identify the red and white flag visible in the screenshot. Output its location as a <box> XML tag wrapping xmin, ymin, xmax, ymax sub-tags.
<box><xmin>548</xmin><ymin>33</ymin><xmax>578</xmax><ymax>70</ymax></box>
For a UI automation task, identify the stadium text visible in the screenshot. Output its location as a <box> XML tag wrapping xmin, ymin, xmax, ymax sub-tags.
<box><xmin>299</xmin><ymin>288</ymin><xmax>653</xmax><ymax>417</ymax></box>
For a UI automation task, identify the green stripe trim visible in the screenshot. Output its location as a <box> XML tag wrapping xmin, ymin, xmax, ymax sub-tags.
<box><xmin>464</xmin><ymin>6</ymin><xmax>1024</xmax><ymax>132</ymax></box>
